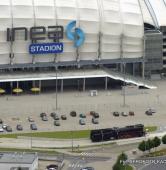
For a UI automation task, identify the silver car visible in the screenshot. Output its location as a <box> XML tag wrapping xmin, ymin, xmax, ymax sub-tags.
<box><xmin>30</xmin><ymin>123</ymin><xmax>37</xmax><ymax>130</ymax></box>
<box><xmin>79</xmin><ymin>119</ymin><xmax>86</xmax><ymax>125</ymax></box>
<box><xmin>54</xmin><ymin>120</ymin><xmax>60</xmax><ymax>126</ymax></box>
<box><xmin>42</xmin><ymin>116</ymin><xmax>48</xmax><ymax>121</ymax></box>
<box><xmin>53</xmin><ymin>115</ymin><xmax>60</xmax><ymax>120</ymax></box>
<box><xmin>92</xmin><ymin>118</ymin><xmax>99</xmax><ymax>124</ymax></box>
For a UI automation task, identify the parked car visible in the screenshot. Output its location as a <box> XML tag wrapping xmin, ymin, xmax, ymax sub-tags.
<box><xmin>46</xmin><ymin>164</ymin><xmax>58</xmax><ymax>170</ymax></box>
<box><xmin>50</xmin><ymin>112</ymin><xmax>57</xmax><ymax>117</ymax></box>
<box><xmin>121</xmin><ymin>112</ymin><xmax>128</xmax><ymax>116</ymax></box>
<box><xmin>54</xmin><ymin>120</ymin><xmax>60</xmax><ymax>126</ymax></box>
<box><xmin>16</xmin><ymin>124</ymin><xmax>23</xmax><ymax>131</ymax></box>
<box><xmin>0</xmin><ymin>119</ymin><xmax>3</xmax><ymax>124</ymax></box>
<box><xmin>2</xmin><ymin>124</ymin><xmax>7</xmax><ymax>129</ymax></box>
<box><xmin>61</xmin><ymin>115</ymin><xmax>67</xmax><ymax>120</ymax></box>
<box><xmin>113</xmin><ymin>112</ymin><xmax>120</xmax><ymax>117</ymax></box>
<box><xmin>129</xmin><ymin>111</ymin><xmax>135</xmax><ymax>116</ymax></box>
<box><xmin>40</xmin><ymin>112</ymin><xmax>47</xmax><ymax>117</ymax></box>
<box><xmin>53</xmin><ymin>115</ymin><xmax>60</xmax><ymax>120</ymax></box>
<box><xmin>79</xmin><ymin>119</ymin><xmax>86</xmax><ymax>125</ymax></box>
<box><xmin>70</xmin><ymin>111</ymin><xmax>77</xmax><ymax>117</ymax></box>
<box><xmin>81</xmin><ymin>167</ymin><xmax>94</xmax><ymax>170</ymax></box>
<box><xmin>92</xmin><ymin>118</ymin><xmax>99</xmax><ymax>124</ymax></box>
<box><xmin>30</xmin><ymin>123</ymin><xmax>37</xmax><ymax>130</ymax></box>
<box><xmin>146</xmin><ymin>108</ymin><xmax>156</xmax><ymax>114</ymax></box>
<box><xmin>79</xmin><ymin>113</ymin><xmax>86</xmax><ymax>118</ymax></box>
<box><xmin>42</xmin><ymin>116</ymin><xmax>48</xmax><ymax>121</ymax></box>
<box><xmin>90</xmin><ymin>111</ymin><xmax>96</xmax><ymax>116</ymax></box>
<box><xmin>145</xmin><ymin>110</ymin><xmax>153</xmax><ymax>115</ymax></box>
<box><xmin>93</xmin><ymin>112</ymin><xmax>99</xmax><ymax>118</ymax></box>
<box><xmin>28</xmin><ymin>117</ymin><xmax>34</xmax><ymax>122</ymax></box>
<box><xmin>6</xmin><ymin>126</ymin><xmax>12</xmax><ymax>132</ymax></box>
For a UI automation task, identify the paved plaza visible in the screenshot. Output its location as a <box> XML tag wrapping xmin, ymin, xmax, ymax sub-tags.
<box><xmin>0</xmin><ymin>80</ymin><xmax>165</xmax><ymax>132</ymax></box>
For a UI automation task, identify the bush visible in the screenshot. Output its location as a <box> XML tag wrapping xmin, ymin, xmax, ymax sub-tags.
<box><xmin>138</xmin><ymin>140</ymin><xmax>146</xmax><ymax>152</ymax></box>
<box><xmin>162</xmin><ymin>135</ymin><xmax>166</xmax><ymax>144</ymax></box>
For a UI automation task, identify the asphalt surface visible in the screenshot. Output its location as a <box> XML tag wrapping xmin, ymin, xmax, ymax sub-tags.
<box><xmin>0</xmin><ymin>80</ymin><xmax>166</xmax><ymax>133</ymax></box>
<box><xmin>38</xmin><ymin>152</ymin><xmax>111</xmax><ymax>170</ymax></box>
<box><xmin>131</xmin><ymin>156</ymin><xmax>166</xmax><ymax>170</ymax></box>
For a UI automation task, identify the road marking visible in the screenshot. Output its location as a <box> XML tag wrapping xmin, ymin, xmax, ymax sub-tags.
<box><xmin>68</xmin><ymin>163</ymin><xmax>83</xmax><ymax>168</ymax></box>
<box><xmin>80</xmin><ymin>152</ymin><xmax>95</xmax><ymax>157</ymax></box>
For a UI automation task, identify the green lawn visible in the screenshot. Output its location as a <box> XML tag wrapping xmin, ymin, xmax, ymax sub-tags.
<box><xmin>0</xmin><ymin>130</ymin><xmax>90</xmax><ymax>139</ymax></box>
<box><xmin>146</xmin><ymin>148</ymin><xmax>166</xmax><ymax>157</ymax></box>
<box><xmin>144</xmin><ymin>126</ymin><xmax>157</xmax><ymax>132</ymax></box>
<box><xmin>126</xmin><ymin>165</ymin><xmax>133</xmax><ymax>170</ymax></box>
<box><xmin>0</xmin><ymin>147</ymin><xmax>60</xmax><ymax>155</ymax></box>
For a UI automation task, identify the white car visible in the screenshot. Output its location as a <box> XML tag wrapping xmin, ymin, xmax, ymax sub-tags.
<box><xmin>121</xmin><ymin>112</ymin><xmax>128</xmax><ymax>116</ymax></box>
<box><xmin>2</xmin><ymin>124</ymin><xmax>7</xmax><ymax>129</ymax></box>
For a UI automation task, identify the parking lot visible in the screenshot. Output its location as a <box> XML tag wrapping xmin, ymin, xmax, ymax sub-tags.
<box><xmin>0</xmin><ymin>80</ymin><xmax>165</xmax><ymax>133</ymax></box>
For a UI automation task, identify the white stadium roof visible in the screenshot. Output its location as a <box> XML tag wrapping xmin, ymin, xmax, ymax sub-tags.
<box><xmin>0</xmin><ymin>0</ymin><xmax>165</xmax><ymax>65</ymax></box>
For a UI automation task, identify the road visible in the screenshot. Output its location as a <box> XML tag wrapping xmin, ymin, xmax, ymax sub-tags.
<box><xmin>38</xmin><ymin>152</ymin><xmax>111</xmax><ymax>170</ymax></box>
<box><xmin>130</xmin><ymin>156</ymin><xmax>166</xmax><ymax>170</ymax></box>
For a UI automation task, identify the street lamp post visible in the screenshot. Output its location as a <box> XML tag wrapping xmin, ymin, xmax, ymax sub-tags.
<box><xmin>55</xmin><ymin>67</ymin><xmax>58</xmax><ymax>110</ymax></box>
<box><xmin>123</xmin><ymin>63</ymin><xmax>126</xmax><ymax>107</ymax></box>
<box><xmin>71</xmin><ymin>130</ymin><xmax>74</xmax><ymax>152</ymax></box>
<box><xmin>145</xmin><ymin>128</ymin><xmax>148</xmax><ymax>153</ymax></box>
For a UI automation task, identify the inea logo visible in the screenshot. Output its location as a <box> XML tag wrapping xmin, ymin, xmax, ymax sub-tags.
<box><xmin>66</xmin><ymin>21</ymin><xmax>85</xmax><ymax>48</ymax></box>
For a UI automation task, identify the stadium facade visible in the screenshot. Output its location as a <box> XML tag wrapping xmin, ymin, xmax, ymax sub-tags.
<box><xmin>0</xmin><ymin>0</ymin><xmax>165</xmax><ymax>92</ymax></box>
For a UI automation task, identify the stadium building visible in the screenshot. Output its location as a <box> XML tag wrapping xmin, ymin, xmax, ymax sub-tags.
<box><xmin>0</xmin><ymin>0</ymin><xmax>165</xmax><ymax>93</ymax></box>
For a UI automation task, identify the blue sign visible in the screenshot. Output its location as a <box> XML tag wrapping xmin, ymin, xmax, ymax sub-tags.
<box><xmin>66</xmin><ymin>21</ymin><xmax>85</xmax><ymax>48</ymax></box>
<box><xmin>29</xmin><ymin>42</ymin><xmax>63</xmax><ymax>55</ymax></box>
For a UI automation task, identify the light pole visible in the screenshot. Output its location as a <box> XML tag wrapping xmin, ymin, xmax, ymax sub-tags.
<box><xmin>123</xmin><ymin>63</ymin><xmax>126</xmax><ymax>107</ymax></box>
<box><xmin>55</xmin><ymin>67</ymin><xmax>58</xmax><ymax>110</ymax></box>
<box><xmin>71</xmin><ymin>130</ymin><xmax>74</xmax><ymax>152</ymax></box>
<box><xmin>145</xmin><ymin>128</ymin><xmax>148</xmax><ymax>153</ymax></box>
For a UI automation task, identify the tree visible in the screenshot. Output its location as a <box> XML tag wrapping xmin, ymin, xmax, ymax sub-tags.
<box><xmin>162</xmin><ymin>135</ymin><xmax>166</xmax><ymax>144</ymax></box>
<box><xmin>146</xmin><ymin>139</ymin><xmax>154</xmax><ymax>152</ymax></box>
<box><xmin>153</xmin><ymin>137</ymin><xmax>161</xmax><ymax>151</ymax></box>
<box><xmin>118</xmin><ymin>152</ymin><xmax>128</xmax><ymax>163</ymax></box>
<box><xmin>113</xmin><ymin>152</ymin><xmax>129</xmax><ymax>170</ymax></box>
<box><xmin>138</xmin><ymin>140</ymin><xmax>146</xmax><ymax>152</ymax></box>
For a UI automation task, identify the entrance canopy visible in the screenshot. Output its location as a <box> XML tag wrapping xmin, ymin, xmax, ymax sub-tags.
<box><xmin>0</xmin><ymin>69</ymin><xmax>157</xmax><ymax>89</ymax></box>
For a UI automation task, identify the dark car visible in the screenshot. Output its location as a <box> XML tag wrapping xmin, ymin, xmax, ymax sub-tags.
<box><xmin>145</xmin><ymin>108</ymin><xmax>156</xmax><ymax>116</ymax></box>
<box><xmin>113</xmin><ymin>112</ymin><xmax>120</xmax><ymax>117</ymax></box>
<box><xmin>42</xmin><ymin>116</ymin><xmax>48</xmax><ymax>121</ymax></box>
<box><xmin>129</xmin><ymin>111</ymin><xmax>135</xmax><ymax>116</ymax></box>
<box><xmin>30</xmin><ymin>124</ymin><xmax>37</xmax><ymax>130</ymax></box>
<box><xmin>54</xmin><ymin>120</ymin><xmax>60</xmax><ymax>126</ymax></box>
<box><xmin>61</xmin><ymin>115</ymin><xmax>67</xmax><ymax>120</ymax></box>
<box><xmin>93</xmin><ymin>112</ymin><xmax>99</xmax><ymax>118</ymax></box>
<box><xmin>0</xmin><ymin>119</ymin><xmax>3</xmax><ymax>124</ymax></box>
<box><xmin>46</xmin><ymin>164</ymin><xmax>58</xmax><ymax>170</ymax></box>
<box><xmin>6</xmin><ymin>126</ymin><xmax>12</xmax><ymax>132</ymax></box>
<box><xmin>16</xmin><ymin>124</ymin><xmax>23</xmax><ymax>131</ymax></box>
<box><xmin>53</xmin><ymin>115</ymin><xmax>60</xmax><ymax>120</ymax></box>
<box><xmin>40</xmin><ymin>112</ymin><xmax>47</xmax><ymax>117</ymax></box>
<box><xmin>145</xmin><ymin>110</ymin><xmax>153</xmax><ymax>115</ymax></box>
<box><xmin>90</xmin><ymin>111</ymin><xmax>96</xmax><ymax>116</ymax></box>
<box><xmin>70</xmin><ymin>111</ymin><xmax>77</xmax><ymax>117</ymax></box>
<box><xmin>50</xmin><ymin>112</ymin><xmax>57</xmax><ymax>117</ymax></box>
